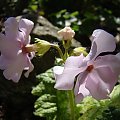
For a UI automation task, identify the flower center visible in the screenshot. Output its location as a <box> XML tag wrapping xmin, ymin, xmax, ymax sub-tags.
<box><xmin>22</xmin><ymin>45</ymin><xmax>29</xmax><ymax>54</ymax></box>
<box><xmin>22</xmin><ymin>44</ymin><xmax>37</xmax><ymax>54</ymax></box>
<box><xmin>86</xmin><ymin>65</ymin><xmax>94</xmax><ymax>72</ymax></box>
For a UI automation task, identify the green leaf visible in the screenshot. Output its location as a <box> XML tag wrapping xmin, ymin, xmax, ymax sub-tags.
<box><xmin>77</xmin><ymin>96</ymin><xmax>110</xmax><ymax>120</ymax></box>
<box><xmin>30</xmin><ymin>5</ymin><xmax>37</xmax><ymax>11</ymax></box>
<box><xmin>32</xmin><ymin>69</ymin><xmax>57</xmax><ymax>119</ymax></box>
<box><xmin>34</xmin><ymin>94</ymin><xmax>57</xmax><ymax>117</ymax></box>
<box><xmin>110</xmin><ymin>84</ymin><xmax>120</xmax><ymax>107</ymax></box>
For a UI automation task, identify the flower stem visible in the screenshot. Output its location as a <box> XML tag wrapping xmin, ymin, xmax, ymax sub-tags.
<box><xmin>68</xmin><ymin>90</ymin><xmax>75</xmax><ymax>120</ymax></box>
<box><xmin>64</xmin><ymin>48</ymin><xmax>69</xmax><ymax>61</ymax></box>
<box><xmin>51</xmin><ymin>44</ymin><xmax>64</xmax><ymax>61</ymax></box>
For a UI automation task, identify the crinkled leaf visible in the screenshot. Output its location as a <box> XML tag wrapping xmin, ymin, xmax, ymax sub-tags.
<box><xmin>77</xmin><ymin>96</ymin><xmax>110</xmax><ymax>120</ymax></box>
<box><xmin>110</xmin><ymin>84</ymin><xmax>120</xmax><ymax>107</ymax></box>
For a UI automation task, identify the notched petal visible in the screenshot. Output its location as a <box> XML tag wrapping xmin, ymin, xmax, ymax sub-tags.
<box><xmin>88</xmin><ymin>29</ymin><xmax>116</xmax><ymax>60</ymax></box>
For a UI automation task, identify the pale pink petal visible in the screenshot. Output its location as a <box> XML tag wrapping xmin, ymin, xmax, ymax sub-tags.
<box><xmin>95</xmin><ymin>67</ymin><xmax>117</xmax><ymax>91</ymax></box>
<box><xmin>19</xmin><ymin>19</ymin><xmax>34</xmax><ymax>35</ymax></box>
<box><xmin>74</xmin><ymin>72</ymin><xmax>90</xmax><ymax>103</ymax></box>
<box><xmin>29</xmin><ymin>52</ymin><xmax>35</xmax><ymax>59</ymax></box>
<box><xmin>0</xmin><ymin>55</ymin><xmax>10</xmax><ymax>69</ymax></box>
<box><xmin>95</xmin><ymin>54</ymin><xmax>120</xmax><ymax>76</ymax></box>
<box><xmin>85</xmin><ymin>42</ymin><xmax>97</xmax><ymax>61</ymax></box>
<box><xmin>19</xmin><ymin>19</ymin><xmax>34</xmax><ymax>44</ymax></box>
<box><xmin>64</xmin><ymin>54</ymin><xmax>86</xmax><ymax>68</ymax></box>
<box><xmin>53</xmin><ymin>66</ymin><xmax>64</xmax><ymax>80</ymax></box>
<box><xmin>75</xmin><ymin>84</ymin><xmax>90</xmax><ymax>103</ymax></box>
<box><xmin>75</xmin><ymin>94</ymin><xmax>84</xmax><ymax>104</ymax></box>
<box><xmin>0</xmin><ymin>36</ymin><xmax>20</xmax><ymax>58</ymax></box>
<box><xmin>116</xmin><ymin>52</ymin><xmax>120</xmax><ymax>59</ymax></box>
<box><xmin>3</xmin><ymin>53</ymin><xmax>29</xmax><ymax>82</ymax></box>
<box><xmin>0</xmin><ymin>33</ymin><xmax>5</xmax><ymax>41</ymax></box>
<box><xmin>54</xmin><ymin>67</ymin><xmax>84</xmax><ymax>90</ymax></box>
<box><xmin>4</xmin><ymin>17</ymin><xmax>18</xmax><ymax>40</ymax></box>
<box><xmin>0</xmin><ymin>28</ymin><xmax>21</xmax><ymax>58</ymax></box>
<box><xmin>86</xmin><ymin>29</ymin><xmax>116</xmax><ymax>60</ymax></box>
<box><xmin>0</xmin><ymin>33</ymin><xmax>5</xmax><ymax>50</ymax></box>
<box><xmin>86</xmin><ymin>67</ymin><xmax>117</xmax><ymax>100</ymax></box>
<box><xmin>4</xmin><ymin>18</ymin><xmax>25</xmax><ymax>44</ymax></box>
<box><xmin>74</xmin><ymin>72</ymin><xmax>87</xmax><ymax>95</ymax></box>
<box><xmin>90</xmin><ymin>29</ymin><xmax>101</xmax><ymax>41</ymax></box>
<box><xmin>17</xmin><ymin>30</ymin><xmax>27</xmax><ymax>43</ymax></box>
<box><xmin>24</xmin><ymin>56</ymin><xmax>34</xmax><ymax>78</ymax></box>
<box><xmin>53</xmin><ymin>66</ymin><xmax>64</xmax><ymax>74</ymax></box>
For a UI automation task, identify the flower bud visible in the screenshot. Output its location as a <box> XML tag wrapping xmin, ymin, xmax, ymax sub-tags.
<box><xmin>58</xmin><ymin>27</ymin><xmax>75</xmax><ymax>40</ymax></box>
<box><xmin>72</xmin><ymin>47</ymin><xmax>88</xmax><ymax>56</ymax></box>
<box><xmin>35</xmin><ymin>38</ymin><xmax>51</xmax><ymax>56</ymax></box>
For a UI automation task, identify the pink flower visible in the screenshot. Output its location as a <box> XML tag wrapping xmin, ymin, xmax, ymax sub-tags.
<box><xmin>53</xmin><ymin>29</ymin><xmax>120</xmax><ymax>103</ymax></box>
<box><xmin>0</xmin><ymin>17</ymin><xmax>35</xmax><ymax>82</ymax></box>
<box><xmin>58</xmin><ymin>27</ymin><xmax>75</xmax><ymax>40</ymax></box>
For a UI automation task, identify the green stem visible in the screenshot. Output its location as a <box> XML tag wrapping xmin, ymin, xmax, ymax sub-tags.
<box><xmin>51</xmin><ymin>44</ymin><xmax>64</xmax><ymax>61</ymax></box>
<box><xmin>68</xmin><ymin>90</ymin><xmax>75</xmax><ymax>120</ymax></box>
<box><xmin>64</xmin><ymin>48</ymin><xmax>69</xmax><ymax>61</ymax></box>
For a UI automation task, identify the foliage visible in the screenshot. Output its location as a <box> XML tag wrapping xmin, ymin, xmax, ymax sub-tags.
<box><xmin>0</xmin><ymin>0</ymin><xmax>31</xmax><ymax>17</ymax></box>
<box><xmin>32</xmin><ymin>69</ymin><xmax>57</xmax><ymax>119</ymax></box>
<box><xmin>49</xmin><ymin>10</ymin><xmax>80</xmax><ymax>31</ymax></box>
<box><xmin>76</xmin><ymin>97</ymin><xmax>110</xmax><ymax>120</ymax></box>
<box><xmin>40</xmin><ymin>0</ymin><xmax>120</xmax><ymax>35</ymax></box>
<box><xmin>35</xmin><ymin>0</ymin><xmax>120</xmax><ymax>47</ymax></box>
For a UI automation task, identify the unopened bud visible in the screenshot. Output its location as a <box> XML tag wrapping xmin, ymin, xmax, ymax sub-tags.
<box><xmin>58</xmin><ymin>27</ymin><xmax>75</xmax><ymax>40</ymax></box>
<box><xmin>35</xmin><ymin>38</ymin><xmax>51</xmax><ymax>56</ymax></box>
<box><xmin>72</xmin><ymin>47</ymin><xmax>88</xmax><ymax>56</ymax></box>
